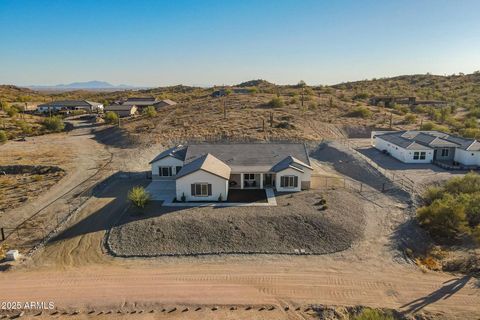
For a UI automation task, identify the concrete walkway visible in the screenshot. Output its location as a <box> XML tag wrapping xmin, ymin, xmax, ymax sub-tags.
<box><xmin>162</xmin><ymin>188</ymin><xmax>277</xmax><ymax>207</ymax></box>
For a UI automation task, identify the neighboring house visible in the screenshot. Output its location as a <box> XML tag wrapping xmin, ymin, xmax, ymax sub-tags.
<box><xmin>104</xmin><ymin>104</ymin><xmax>138</xmax><ymax>117</ymax></box>
<box><xmin>122</xmin><ymin>97</ymin><xmax>177</xmax><ymax>110</ymax></box>
<box><xmin>149</xmin><ymin>143</ymin><xmax>313</xmax><ymax>202</ymax></box>
<box><xmin>372</xmin><ymin>130</ymin><xmax>480</xmax><ymax>167</ymax></box>
<box><xmin>37</xmin><ymin>100</ymin><xmax>103</xmax><ymax>113</ymax></box>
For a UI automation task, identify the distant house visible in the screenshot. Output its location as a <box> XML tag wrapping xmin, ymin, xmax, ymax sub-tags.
<box><xmin>104</xmin><ymin>104</ymin><xmax>138</xmax><ymax>117</ymax></box>
<box><xmin>37</xmin><ymin>100</ymin><xmax>103</xmax><ymax>113</ymax></box>
<box><xmin>372</xmin><ymin>130</ymin><xmax>480</xmax><ymax>168</ymax></box>
<box><xmin>149</xmin><ymin>143</ymin><xmax>313</xmax><ymax>202</ymax></box>
<box><xmin>122</xmin><ymin>97</ymin><xmax>177</xmax><ymax>110</ymax></box>
<box><xmin>9</xmin><ymin>102</ymin><xmax>39</xmax><ymax>112</ymax></box>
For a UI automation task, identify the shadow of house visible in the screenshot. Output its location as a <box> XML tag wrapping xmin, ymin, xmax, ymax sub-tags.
<box><xmin>401</xmin><ymin>275</ymin><xmax>472</xmax><ymax>314</ymax></box>
<box><xmin>91</xmin><ymin>126</ymin><xmax>137</xmax><ymax>149</ymax></box>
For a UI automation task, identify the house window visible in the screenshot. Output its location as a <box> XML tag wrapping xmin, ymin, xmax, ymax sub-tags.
<box><xmin>413</xmin><ymin>152</ymin><xmax>419</xmax><ymax>160</ymax></box>
<box><xmin>413</xmin><ymin>152</ymin><xmax>426</xmax><ymax>160</ymax></box>
<box><xmin>175</xmin><ymin>166</ymin><xmax>182</xmax><ymax>175</ymax></box>
<box><xmin>159</xmin><ymin>166</ymin><xmax>172</xmax><ymax>176</ymax></box>
<box><xmin>441</xmin><ymin>148</ymin><xmax>449</xmax><ymax>157</ymax></box>
<box><xmin>191</xmin><ymin>183</ymin><xmax>212</xmax><ymax>197</ymax></box>
<box><xmin>280</xmin><ymin>175</ymin><xmax>298</xmax><ymax>188</ymax></box>
<box><xmin>244</xmin><ymin>173</ymin><xmax>255</xmax><ymax>180</ymax></box>
<box><xmin>420</xmin><ymin>152</ymin><xmax>426</xmax><ymax>160</ymax></box>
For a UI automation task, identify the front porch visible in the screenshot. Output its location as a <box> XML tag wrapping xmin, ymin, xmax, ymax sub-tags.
<box><xmin>229</xmin><ymin>173</ymin><xmax>275</xmax><ymax>189</ymax></box>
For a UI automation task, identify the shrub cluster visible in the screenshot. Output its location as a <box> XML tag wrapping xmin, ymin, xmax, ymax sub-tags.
<box><xmin>268</xmin><ymin>97</ymin><xmax>284</xmax><ymax>108</ymax></box>
<box><xmin>348</xmin><ymin>106</ymin><xmax>372</xmax><ymax>118</ymax></box>
<box><xmin>128</xmin><ymin>186</ymin><xmax>150</xmax><ymax>208</ymax></box>
<box><xmin>417</xmin><ymin>173</ymin><xmax>480</xmax><ymax>243</ymax></box>
<box><xmin>42</xmin><ymin>116</ymin><xmax>65</xmax><ymax>132</ymax></box>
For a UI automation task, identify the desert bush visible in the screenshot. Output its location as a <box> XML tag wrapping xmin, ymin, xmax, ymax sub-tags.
<box><xmin>349</xmin><ymin>106</ymin><xmax>372</xmax><ymax>118</ymax></box>
<box><xmin>248</xmin><ymin>87</ymin><xmax>258</xmax><ymax>94</ymax></box>
<box><xmin>128</xmin><ymin>186</ymin><xmax>150</xmax><ymax>208</ymax></box>
<box><xmin>0</xmin><ymin>130</ymin><xmax>7</xmax><ymax>143</ymax></box>
<box><xmin>352</xmin><ymin>92</ymin><xmax>369</xmax><ymax>100</ymax></box>
<box><xmin>417</xmin><ymin>173</ymin><xmax>480</xmax><ymax>242</ymax></box>
<box><xmin>404</xmin><ymin>113</ymin><xmax>417</xmax><ymax>124</ymax></box>
<box><xmin>460</xmin><ymin>128</ymin><xmax>480</xmax><ymax>139</ymax></box>
<box><xmin>15</xmin><ymin>120</ymin><xmax>32</xmax><ymax>134</ymax></box>
<box><xmin>104</xmin><ymin>111</ymin><xmax>119</xmax><ymax>124</ymax></box>
<box><xmin>42</xmin><ymin>116</ymin><xmax>64</xmax><ymax>132</ymax></box>
<box><xmin>289</xmin><ymin>97</ymin><xmax>298</xmax><ymax>105</ymax></box>
<box><xmin>268</xmin><ymin>97</ymin><xmax>285</xmax><ymax>108</ymax></box>
<box><xmin>354</xmin><ymin>308</ymin><xmax>394</xmax><ymax>320</ymax></box>
<box><xmin>143</xmin><ymin>106</ymin><xmax>157</xmax><ymax>118</ymax></box>
<box><xmin>464</xmin><ymin>117</ymin><xmax>477</xmax><ymax>129</ymax></box>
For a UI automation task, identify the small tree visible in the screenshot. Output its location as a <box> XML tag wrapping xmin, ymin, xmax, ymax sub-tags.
<box><xmin>104</xmin><ymin>111</ymin><xmax>119</xmax><ymax>124</ymax></box>
<box><xmin>349</xmin><ymin>107</ymin><xmax>372</xmax><ymax>118</ymax></box>
<box><xmin>128</xmin><ymin>186</ymin><xmax>150</xmax><ymax>208</ymax></box>
<box><xmin>42</xmin><ymin>116</ymin><xmax>65</xmax><ymax>132</ymax></box>
<box><xmin>143</xmin><ymin>105</ymin><xmax>157</xmax><ymax>118</ymax></box>
<box><xmin>0</xmin><ymin>130</ymin><xmax>7</xmax><ymax>143</ymax></box>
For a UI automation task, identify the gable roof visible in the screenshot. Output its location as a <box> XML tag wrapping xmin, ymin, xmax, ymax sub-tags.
<box><xmin>176</xmin><ymin>153</ymin><xmax>231</xmax><ymax>180</ymax></box>
<box><xmin>123</xmin><ymin>97</ymin><xmax>157</xmax><ymax>106</ymax></box>
<box><xmin>376</xmin><ymin>132</ymin><xmax>432</xmax><ymax>150</ymax></box>
<box><xmin>271</xmin><ymin>155</ymin><xmax>313</xmax><ymax>173</ymax></box>
<box><xmin>156</xmin><ymin>99</ymin><xmax>177</xmax><ymax>106</ymax></box>
<box><xmin>149</xmin><ymin>145</ymin><xmax>187</xmax><ymax>164</ymax></box>
<box><xmin>104</xmin><ymin>104</ymin><xmax>136</xmax><ymax>111</ymax></box>
<box><xmin>183</xmin><ymin>143</ymin><xmax>310</xmax><ymax>172</ymax></box>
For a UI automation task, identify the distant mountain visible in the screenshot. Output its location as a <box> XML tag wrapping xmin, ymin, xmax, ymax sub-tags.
<box><xmin>27</xmin><ymin>81</ymin><xmax>149</xmax><ymax>91</ymax></box>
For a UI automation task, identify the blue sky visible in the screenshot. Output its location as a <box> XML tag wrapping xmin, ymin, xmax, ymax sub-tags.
<box><xmin>1</xmin><ymin>0</ymin><xmax>479</xmax><ymax>86</ymax></box>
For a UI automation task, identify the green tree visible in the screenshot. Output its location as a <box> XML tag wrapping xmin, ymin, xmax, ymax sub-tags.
<box><xmin>42</xmin><ymin>116</ymin><xmax>65</xmax><ymax>132</ymax></box>
<box><xmin>143</xmin><ymin>106</ymin><xmax>157</xmax><ymax>118</ymax></box>
<box><xmin>128</xmin><ymin>186</ymin><xmax>150</xmax><ymax>208</ymax></box>
<box><xmin>104</xmin><ymin>111</ymin><xmax>119</xmax><ymax>124</ymax></box>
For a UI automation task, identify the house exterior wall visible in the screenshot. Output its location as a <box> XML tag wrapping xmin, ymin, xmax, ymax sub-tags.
<box><xmin>433</xmin><ymin>147</ymin><xmax>455</xmax><ymax>162</ymax></box>
<box><xmin>454</xmin><ymin>149</ymin><xmax>480</xmax><ymax>166</ymax></box>
<box><xmin>151</xmin><ymin>156</ymin><xmax>184</xmax><ymax>180</ymax></box>
<box><xmin>275</xmin><ymin>167</ymin><xmax>310</xmax><ymax>192</ymax></box>
<box><xmin>176</xmin><ymin>170</ymin><xmax>229</xmax><ymax>202</ymax></box>
<box><xmin>373</xmin><ymin>136</ymin><xmax>433</xmax><ymax>163</ymax></box>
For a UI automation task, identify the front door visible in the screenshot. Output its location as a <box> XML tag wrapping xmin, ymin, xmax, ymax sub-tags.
<box><xmin>264</xmin><ymin>174</ymin><xmax>273</xmax><ymax>187</ymax></box>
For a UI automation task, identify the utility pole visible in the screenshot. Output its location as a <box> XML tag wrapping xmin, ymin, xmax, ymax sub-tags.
<box><xmin>389</xmin><ymin>112</ymin><xmax>393</xmax><ymax>129</ymax></box>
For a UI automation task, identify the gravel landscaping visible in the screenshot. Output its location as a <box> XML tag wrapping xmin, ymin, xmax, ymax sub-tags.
<box><xmin>107</xmin><ymin>189</ymin><xmax>365</xmax><ymax>256</ymax></box>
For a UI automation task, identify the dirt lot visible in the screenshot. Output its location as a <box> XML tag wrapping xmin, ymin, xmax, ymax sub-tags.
<box><xmin>107</xmin><ymin>189</ymin><xmax>364</xmax><ymax>256</ymax></box>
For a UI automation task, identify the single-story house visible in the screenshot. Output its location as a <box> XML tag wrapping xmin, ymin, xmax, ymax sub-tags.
<box><xmin>149</xmin><ymin>143</ymin><xmax>313</xmax><ymax>202</ymax></box>
<box><xmin>37</xmin><ymin>100</ymin><xmax>103</xmax><ymax>113</ymax></box>
<box><xmin>104</xmin><ymin>104</ymin><xmax>138</xmax><ymax>117</ymax></box>
<box><xmin>9</xmin><ymin>102</ymin><xmax>39</xmax><ymax>112</ymax></box>
<box><xmin>122</xmin><ymin>97</ymin><xmax>176</xmax><ymax>110</ymax></box>
<box><xmin>372</xmin><ymin>130</ymin><xmax>480</xmax><ymax>167</ymax></box>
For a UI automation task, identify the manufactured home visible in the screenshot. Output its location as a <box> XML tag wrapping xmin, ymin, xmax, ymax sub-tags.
<box><xmin>149</xmin><ymin>143</ymin><xmax>313</xmax><ymax>202</ymax></box>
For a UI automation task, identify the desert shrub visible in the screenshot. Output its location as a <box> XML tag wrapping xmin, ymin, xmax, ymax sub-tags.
<box><xmin>420</xmin><ymin>122</ymin><xmax>434</xmax><ymax>130</ymax></box>
<box><xmin>276</xmin><ymin>121</ymin><xmax>294</xmax><ymax>129</ymax></box>
<box><xmin>404</xmin><ymin>113</ymin><xmax>417</xmax><ymax>124</ymax></box>
<box><xmin>15</xmin><ymin>120</ymin><xmax>32</xmax><ymax>134</ymax></box>
<box><xmin>5</xmin><ymin>105</ymin><xmax>18</xmax><ymax>117</ymax></box>
<box><xmin>268</xmin><ymin>97</ymin><xmax>285</xmax><ymax>108</ymax></box>
<box><xmin>128</xmin><ymin>186</ymin><xmax>150</xmax><ymax>208</ymax></box>
<box><xmin>417</xmin><ymin>173</ymin><xmax>480</xmax><ymax>242</ymax></box>
<box><xmin>352</xmin><ymin>92</ymin><xmax>369</xmax><ymax>100</ymax></box>
<box><xmin>349</xmin><ymin>106</ymin><xmax>372</xmax><ymax>118</ymax></box>
<box><xmin>464</xmin><ymin>117</ymin><xmax>478</xmax><ymax>129</ymax></box>
<box><xmin>248</xmin><ymin>87</ymin><xmax>258</xmax><ymax>94</ymax></box>
<box><xmin>417</xmin><ymin>194</ymin><xmax>468</xmax><ymax>240</ymax></box>
<box><xmin>289</xmin><ymin>97</ymin><xmax>298</xmax><ymax>105</ymax></box>
<box><xmin>104</xmin><ymin>111</ymin><xmax>119</xmax><ymax>124</ymax></box>
<box><xmin>42</xmin><ymin>116</ymin><xmax>64</xmax><ymax>132</ymax></box>
<box><xmin>143</xmin><ymin>106</ymin><xmax>157</xmax><ymax>118</ymax></box>
<box><xmin>354</xmin><ymin>308</ymin><xmax>394</xmax><ymax>320</ymax></box>
<box><xmin>393</xmin><ymin>105</ymin><xmax>409</xmax><ymax>115</ymax></box>
<box><xmin>0</xmin><ymin>130</ymin><xmax>7</xmax><ymax>143</ymax></box>
<box><xmin>460</xmin><ymin>128</ymin><xmax>480</xmax><ymax>139</ymax></box>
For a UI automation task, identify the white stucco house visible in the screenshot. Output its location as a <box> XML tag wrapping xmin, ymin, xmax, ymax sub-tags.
<box><xmin>37</xmin><ymin>100</ymin><xmax>103</xmax><ymax>113</ymax></box>
<box><xmin>149</xmin><ymin>143</ymin><xmax>313</xmax><ymax>202</ymax></box>
<box><xmin>372</xmin><ymin>130</ymin><xmax>480</xmax><ymax>168</ymax></box>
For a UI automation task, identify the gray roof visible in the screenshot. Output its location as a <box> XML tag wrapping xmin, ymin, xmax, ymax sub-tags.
<box><xmin>123</xmin><ymin>97</ymin><xmax>157</xmax><ymax>106</ymax></box>
<box><xmin>377</xmin><ymin>130</ymin><xmax>480</xmax><ymax>151</ymax></box>
<box><xmin>176</xmin><ymin>153</ymin><xmax>231</xmax><ymax>180</ymax></box>
<box><xmin>38</xmin><ymin>100</ymin><xmax>101</xmax><ymax>107</ymax></box>
<box><xmin>183</xmin><ymin>143</ymin><xmax>311</xmax><ymax>172</ymax></box>
<box><xmin>271</xmin><ymin>156</ymin><xmax>313</xmax><ymax>173</ymax></box>
<box><xmin>149</xmin><ymin>145</ymin><xmax>187</xmax><ymax>164</ymax></box>
<box><xmin>156</xmin><ymin>99</ymin><xmax>177</xmax><ymax>106</ymax></box>
<box><xmin>104</xmin><ymin>104</ymin><xmax>136</xmax><ymax>111</ymax></box>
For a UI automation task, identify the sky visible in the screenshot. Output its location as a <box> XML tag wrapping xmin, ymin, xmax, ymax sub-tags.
<box><xmin>1</xmin><ymin>0</ymin><xmax>480</xmax><ymax>87</ymax></box>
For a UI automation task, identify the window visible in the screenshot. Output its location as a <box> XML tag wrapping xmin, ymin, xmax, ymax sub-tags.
<box><xmin>159</xmin><ymin>166</ymin><xmax>172</xmax><ymax>176</ymax></box>
<box><xmin>244</xmin><ymin>173</ymin><xmax>255</xmax><ymax>180</ymax></box>
<box><xmin>441</xmin><ymin>148</ymin><xmax>449</xmax><ymax>157</ymax></box>
<box><xmin>175</xmin><ymin>166</ymin><xmax>182</xmax><ymax>175</ymax></box>
<box><xmin>413</xmin><ymin>152</ymin><xmax>426</xmax><ymax>160</ymax></box>
<box><xmin>191</xmin><ymin>183</ymin><xmax>212</xmax><ymax>197</ymax></box>
<box><xmin>280</xmin><ymin>175</ymin><xmax>298</xmax><ymax>188</ymax></box>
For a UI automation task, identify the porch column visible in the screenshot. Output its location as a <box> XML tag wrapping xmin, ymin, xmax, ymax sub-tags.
<box><xmin>260</xmin><ymin>173</ymin><xmax>264</xmax><ymax>189</ymax></box>
<box><xmin>240</xmin><ymin>173</ymin><xmax>244</xmax><ymax>189</ymax></box>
